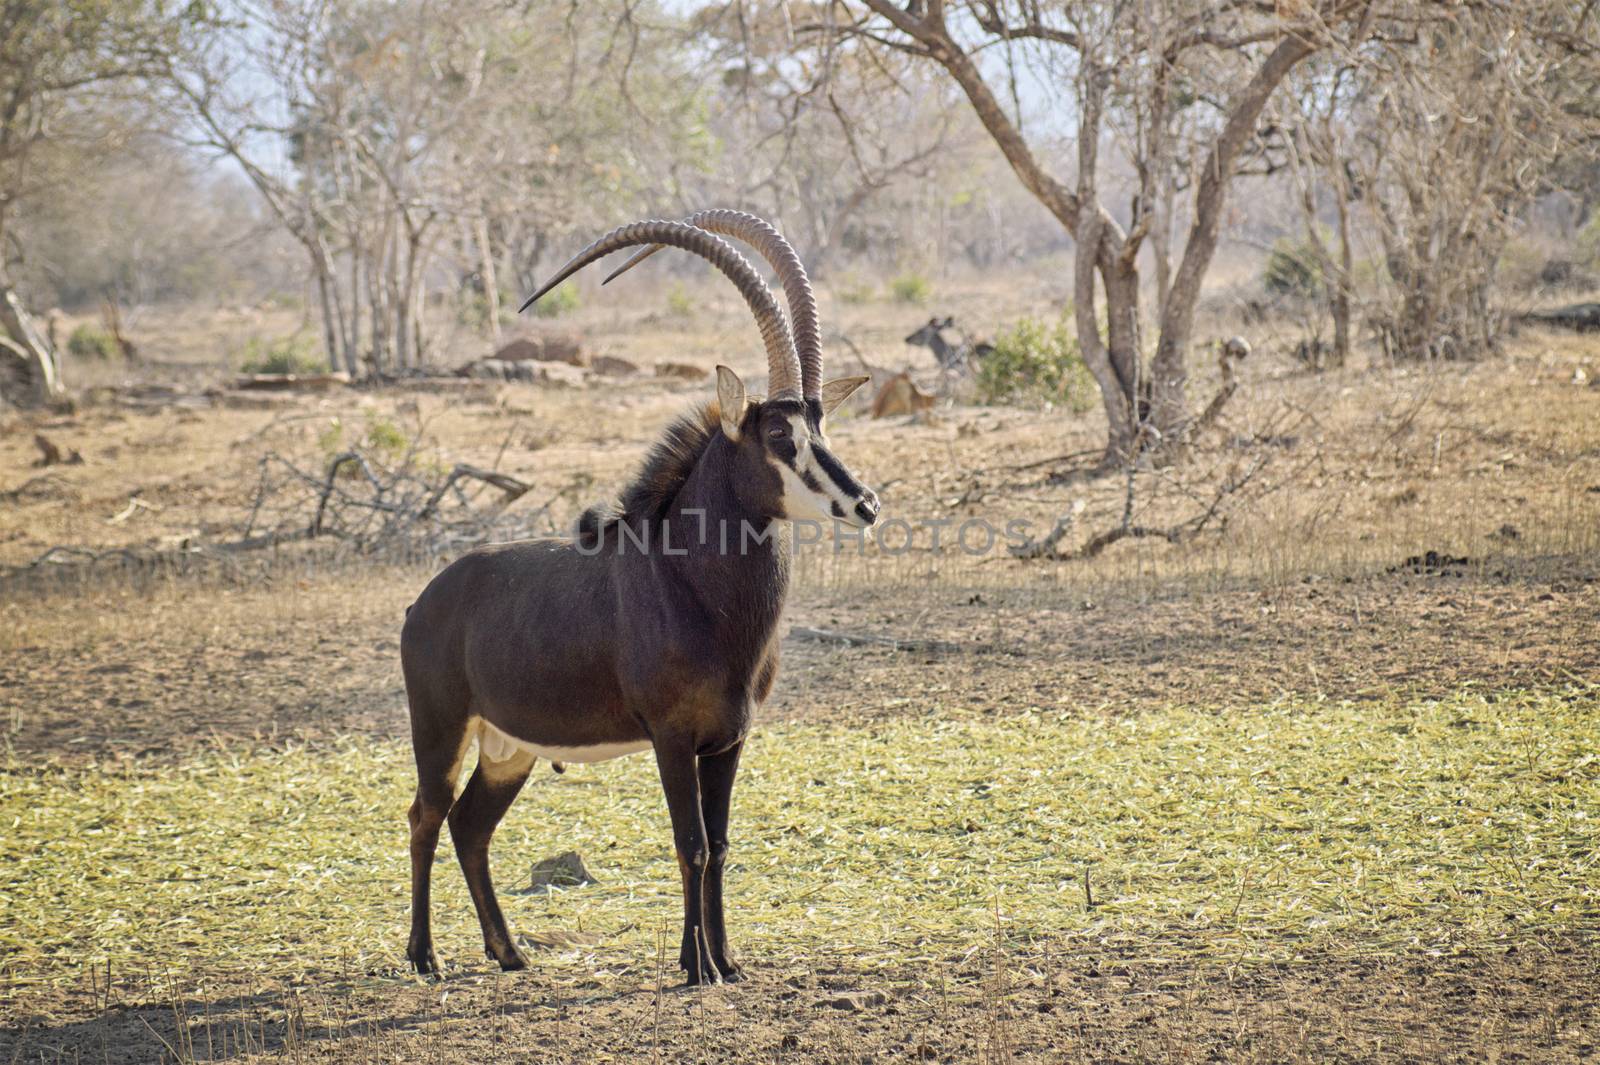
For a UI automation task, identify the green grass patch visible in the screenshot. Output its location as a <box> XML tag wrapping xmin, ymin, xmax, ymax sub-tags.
<box><xmin>66</xmin><ymin>324</ymin><xmax>121</xmax><ymax>361</ymax></box>
<box><xmin>2</xmin><ymin>690</ymin><xmax>1596</xmax><ymax>988</ymax></box>
<box><xmin>239</xmin><ymin>334</ymin><xmax>326</xmax><ymax>376</ymax></box>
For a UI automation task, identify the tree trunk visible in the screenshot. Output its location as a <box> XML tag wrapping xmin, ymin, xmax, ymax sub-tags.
<box><xmin>1152</xmin><ymin>181</ymin><xmax>1175</xmax><ymax>323</ymax></box>
<box><xmin>1074</xmin><ymin>231</ymin><xmax>1136</xmax><ymax>466</ymax></box>
<box><xmin>1331</xmin><ymin>188</ymin><xmax>1353</xmax><ymax>368</ymax></box>
<box><xmin>1153</xmin><ymin>34</ymin><xmax>1318</xmax><ymax>441</ymax></box>
<box><xmin>1101</xmin><ymin>258</ymin><xmax>1142</xmax><ymax>416</ymax></box>
<box><xmin>311</xmin><ymin>251</ymin><xmax>345</xmax><ymax>376</ymax></box>
<box><xmin>474</xmin><ymin>213</ymin><xmax>501</xmax><ymax>343</ymax></box>
<box><xmin>0</xmin><ymin>284</ymin><xmax>63</xmax><ymax>407</ymax></box>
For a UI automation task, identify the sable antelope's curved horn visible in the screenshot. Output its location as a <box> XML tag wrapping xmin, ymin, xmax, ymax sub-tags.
<box><xmin>519</xmin><ymin>220</ymin><xmax>802</xmax><ymax>400</ymax></box>
<box><xmin>601</xmin><ymin>210</ymin><xmax>822</xmax><ymax>403</ymax></box>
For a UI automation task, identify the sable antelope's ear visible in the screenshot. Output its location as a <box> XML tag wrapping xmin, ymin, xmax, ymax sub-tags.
<box><xmin>716</xmin><ymin>365</ymin><xmax>747</xmax><ymax>439</ymax></box>
<box><xmin>818</xmin><ymin>375</ymin><xmax>870</xmax><ymax>417</ymax></box>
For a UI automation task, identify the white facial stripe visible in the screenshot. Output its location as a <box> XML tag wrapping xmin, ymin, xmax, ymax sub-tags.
<box><xmin>776</xmin><ymin>459</ymin><xmax>838</xmax><ymax>523</ymax></box>
<box><xmin>775</xmin><ymin>414</ymin><xmax>871</xmax><ymax>526</ymax></box>
<box><xmin>801</xmin><ymin>446</ymin><xmax>860</xmax><ymax>514</ymax></box>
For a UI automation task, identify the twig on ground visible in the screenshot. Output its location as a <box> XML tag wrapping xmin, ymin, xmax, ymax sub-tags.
<box><xmin>1008</xmin><ymin>499</ymin><xmax>1087</xmax><ymax>558</ymax></box>
<box><xmin>788</xmin><ymin>626</ymin><xmax>967</xmax><ymax>655</ymax></box>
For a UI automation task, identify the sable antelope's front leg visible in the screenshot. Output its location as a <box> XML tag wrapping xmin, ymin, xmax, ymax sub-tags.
<box><xmin>653</xmin><ymin>738</ymin><xmax>718</xmax><ymax>985</ymax></box>
<box><xmin>698</xmin><ymin>741</ymin><xmax>744</xmax><ymax>982</ymax></box>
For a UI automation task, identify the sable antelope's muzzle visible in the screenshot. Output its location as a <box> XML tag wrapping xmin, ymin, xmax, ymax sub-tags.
<box><xmin>852</xmin><ymin>487</ymin><xmax>881</xmax><ymax>528</ymax></box>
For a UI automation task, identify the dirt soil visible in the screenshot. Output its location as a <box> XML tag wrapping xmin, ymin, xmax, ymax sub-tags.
<box><xmin>1</xmin><ymin>562</ymin><xmax>1596</xmax><ymax>762</ymax></box>
<box><xmin>4</xmin><ymin>934</ymin><xmax>1595</xmax><ymax>1063</ymax></box>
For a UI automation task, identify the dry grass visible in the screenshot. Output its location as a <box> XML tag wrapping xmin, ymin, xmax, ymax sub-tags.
<box><xmin>6</xmin><ymin>298</ymin><xmax>1598</xmax><ymax>604</ymax></box>
<box><xmin>4</xmin><ymin>688</ymin><xmax>1596</xmax><ymax>995</ymax></box>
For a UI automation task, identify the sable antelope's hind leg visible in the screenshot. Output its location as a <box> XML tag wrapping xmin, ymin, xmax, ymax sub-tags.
<box><xmin>449</xmin><ymin>749</ymin><xmax>537</xmax><ymax>971</ymax></box>
<box><xmin>406</xmin><ymin>717</ymin><xmax>471</xmax><ymax>977</ymax></box>
<box><xmin>654</xmin><ymin>738</ymin><xmax>718</xmax><ymax>985</ymax></box>
<box><xmin>698</xmin><ymin>741</ymin><xmax>744</xmax><ymax>982</ymax></box>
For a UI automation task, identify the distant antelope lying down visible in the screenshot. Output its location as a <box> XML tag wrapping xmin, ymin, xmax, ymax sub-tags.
<box><xmin>400</xmin><ymin>212</ymin><xmax>879</xmax><ymax>985</ymax></box>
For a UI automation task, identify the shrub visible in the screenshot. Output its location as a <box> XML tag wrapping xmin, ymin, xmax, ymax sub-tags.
<box><xmin>834</xmin><ymin>275</ymin><xmax>877</xmax><ymax>305</ymax></box>
<box><xmin>665</xmin><ymin>283</ymin><xmax>694</xmax><ymax>318</ymax></box>
<box><xmin>1262</xmin><ymin>237</ymin><xmax>1324</xmax><ymax>297</ymax></box>
<box><xmin>890</xmin><ymin>272</ymin><xmax>931</xmax><ymax>305</ymax></box>
<box><xmin>240</xmin><ymin>334</ymin><xmax>327</xmax><ymax>376</ymax></box>
<box><xmin>457</xmin><ymin>288</ymin><xmax>515</xmax><ymax>330</ymax></box>
<box><xmin>363</xmin><ymin>415</ymin><xmax>409</xmax><ymax>461</ymax></box>
<box><xmin>318</xmin><ymin>414</ymin><xmax>410</xmax><ymax>468</ymax></box>
<box><xmin>528</xmin><ymin>280</ymin><xmax>580</xmax><ymax>318</ymax></box>
<box><xmin>976</xmin><ymin>314</ymin><xmax>1095</xmax><ymax>412</ymax></box>
<box><xmin>66</xmin><ymin>324</ymin><xmax>119</xmax><ymax>360</ymax></box>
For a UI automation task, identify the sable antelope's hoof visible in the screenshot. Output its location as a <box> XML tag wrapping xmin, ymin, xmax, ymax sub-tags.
<box><xmin>408</xmin><ymin>948</ymin><xmax>442</xmax><ymax>977</ymax></box>
<box><xmin>719</xmin><ymin>965</ymin><xmax>746</xmax><ymax>984</ymax></box>
<box><xmin>680</xmin><ymin>959</ymin><xmax>722</xmax><ymax>987</ymax></box>
<box><xmin>491</xmin><ymin>944</ymin><xmax>530</xmax><ymax>971</ymax></box>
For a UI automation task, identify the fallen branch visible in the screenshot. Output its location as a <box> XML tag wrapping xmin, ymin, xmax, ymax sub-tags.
<box><xmin>0</xmin><ymin>472</ymin><xmax>72</xmax><ymax>504</ymax></box>
<box><xmin>418</xmin><ymin>465</ymin><xmax>532</xmax><ymax>519</ymax></box>
<box><xmin>310</xmin><ymin>451</ymin><xmax>385</xmax><ymax>537</ymax></box>
<box><xmin>788</xmin><ymin>626</ymin><xmax>964</xmax><ymax>654</ymax></box>
<box><xmin>1191</xmin><ymin>338</ymin><xmax>1251</xmax><ymax>437</ymax></box>
<box><xmin>1008</xmin><ymin>499</ymin><xmax>1087</xmax><ymax>558</ymax></box>
<box><xmin>1074</xmin><ymin>454</ymin><xmax>1269</xmax><ymax>559</ymax></box>
<box><xmin>107</xmin><ymin>496</ymin><xmax>160</xmax><ymax>525</ymax></box>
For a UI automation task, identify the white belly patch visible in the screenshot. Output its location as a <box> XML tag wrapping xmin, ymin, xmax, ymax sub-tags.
<box><xmin>477</xmin><ymin>719</ymin><xmax>652</xmax><ymax>765</ymax></box>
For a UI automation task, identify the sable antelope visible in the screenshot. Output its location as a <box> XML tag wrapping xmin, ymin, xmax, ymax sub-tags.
<box><xmin>400</xmin><ymin>212</ymin><xmax>879</xmax><ymax>985</ymax></box>
<box><xmin>904</xmin><ymin>316</ymin><xmax>993</xmax><ymax>372</ymax></box>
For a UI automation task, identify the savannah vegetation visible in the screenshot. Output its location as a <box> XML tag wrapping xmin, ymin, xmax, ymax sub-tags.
<box><xmin>3</xmin><ymin>1</ymin><xmax>1600</xmax><ymax>1062</ymax></box>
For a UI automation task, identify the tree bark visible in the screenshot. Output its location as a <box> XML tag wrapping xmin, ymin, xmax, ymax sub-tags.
<box><xmin>1331</xmin><ymin>184</ymin><xmax>1353</xmax><ymax>368</ymax></box>
<box><xmin>474</xmin><ymin>212</ymin><xmax>501</xmax><ymax>343</ymax></box>
<box><xmin>1152</xmin><ymin>33</ymin><xmax>1318</xmax><ymax>435</ymax></box>
<box><xmin>0</xmin><ymin>284</ymin><xmax>62</xmax><ymax>407</ymax></box>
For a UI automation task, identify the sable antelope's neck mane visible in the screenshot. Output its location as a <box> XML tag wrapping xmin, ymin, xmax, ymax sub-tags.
<box><xmin>576</xmin><ymin>402</ymin><xmax>724</xmax><ymax>545</ymax></box>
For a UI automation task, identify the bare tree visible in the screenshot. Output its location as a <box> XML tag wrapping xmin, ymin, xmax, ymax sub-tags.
<box><xmin>792</xmin><ymin>1</ymin><xmax>1401</xmax><ymax>466</ymax></box>
<box><xmin>1346</xmin><ymin>2</ymin><xmax>1599</xmax><ymax>360</ymax></box>
<box><xmin>679</xmin><ymin>3</ymin><xmax>972</xmax><ymax>277</ymax></box>
<box><xmin>1276</xmin><ymin>56</ymin><xmax>1360</xmax><ymax>369</ymax></box>
<box><xmin>0</xmin><ymin>0</ymin><xmax>194</xmax><ymax>405</ymax></box>
<box><xmin>164</xmin><ymin>0</ymin><xmax>703</xmax><ymax>378</ymax></box>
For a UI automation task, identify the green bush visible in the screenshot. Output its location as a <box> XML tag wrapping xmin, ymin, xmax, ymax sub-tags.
<box><xmin>363</xmin><ymin>415</ymin><xmax>409</xmax><ymax>461</ymax></box>
<box><xmin>318</xmin><ymin>414</ymin><xmax>410</xmax><ymax>467</ymax></box>
<box><xmin>834</xmin><ymin>275</ymin><xmax>877</xmax><ymax>305</ymax></box>
<box><xmin>457</xmin><ymin>288</ymin><xmax>515</xmax><ymax>331</ymax></box>
<box><xmin>67</xmin><ymin>324</ymin><xmax>119</xmax><ymax>360</ymax></box>
<box><xmin>239</xmin><ymin>335</ymin><xmax>327</xmax><ymax>376</ymax></box>
<box><xmin>976</xmin><ymin>314</ymin><xmax>1095</xmax><ymax>412</ymax></box>
<box><xmin>1262</xmin><ymin>237</ymin><xmax>1324</xmax><ymax>297</ymax></box>
<box><xmin>665</xmin><ymin>283</ymin><xmax>694</xmax><ymax>318</ymax></box>
<box><xmin>890</xmin><ymin>272</ymin><xmax>931</xmax><ymax>305</ymax></box>
<box><xmin>528</xmin><ymin>280</ymin><xmax>580</xmax><ymax>318</ymax></box>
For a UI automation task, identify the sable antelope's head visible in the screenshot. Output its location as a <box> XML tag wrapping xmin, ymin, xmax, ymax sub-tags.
<box><xmin>519</xmin><ymin>210</ymin><xmax>880</xmax><ymax>530</ymax></box>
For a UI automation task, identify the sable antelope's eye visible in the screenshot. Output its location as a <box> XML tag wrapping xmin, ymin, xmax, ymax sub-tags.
<box><xmin>767</xmin><ymin>426</ymin><xmax>786</xmax><ymax>440</ymax></box>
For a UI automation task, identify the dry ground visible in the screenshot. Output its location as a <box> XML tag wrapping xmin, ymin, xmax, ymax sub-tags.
<box><xmin>3</xmin><ymin>290</ymin><xmax>1599</xmax><ymax>1062</ymax></box>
